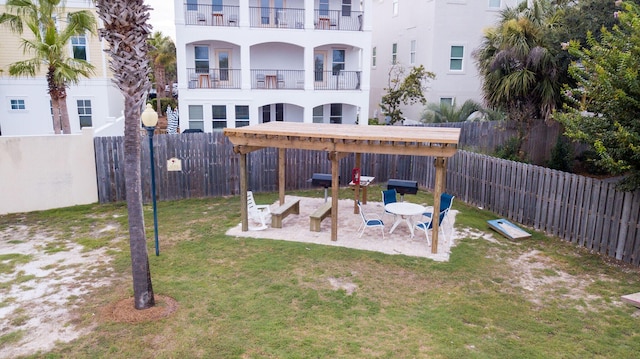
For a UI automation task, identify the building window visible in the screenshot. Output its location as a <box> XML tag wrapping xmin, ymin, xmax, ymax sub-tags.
<box><xmin>314</xmin><ymin>52</ymin><xmax>325</xmax><ymax>82</ymax></box>
<box><xmin>275</xmin><ymin>103</ymin><xmax>284</xmax><ymax>121</ymax></box>
<box><xmin>332</xmin><ymin>49</ymin><xmax>345</xmax><ymax>75</ymax></box>
<box><xmin>342</xmin><ymin>0</ymin><xmax>351</xmax><ymax>16</ymax></box>
<box><xmin>319</xmin><ymin>0</ymin><xmax>329</xmax><ymax>16</ymax></box>
<box><xmin>10</xmin><ymin>99</ymin><xmax>26</xmax><ymax>110</ymax></box>
<box><xmin>313</xmin><ymin>105</ymin><xmax>324</xmax><ymax>123</ymax></box>
<box><xmin>410</xmin><ymin>40</ymin><xmax>416</xmax><ymax>65</ymax></box>
<box><xmin>330</xmin><ymin>103</ymin><xmax>342</xmax><ymax>124</ymax></box>
<box><xmin>71</xmin><ymin>35</ymin><xmax>87</xmax><ymax>60</ymax></box>
<box><xmin>440</xmin><ymin>97</ymin><xmax>454</xmax><ymax>107</ymax></box>
<box><xmin>77</xmin><ymin>99</ymin><xmax>92</xmax><ymax>128</ymax></box>
<box><xmin>372</xmin><ymin>46</ymin><xmax>377</xmax><ymax>67</ymax></box>
<box><xmin>213</xmin><ymin>0</ymin><xmax>223</xmax><ymax>12</ymax></box>
<box><xmin>488</xmin><ymin>0</ymin><xmax>501</xmax><ymax>8</ymax></box>
<box><xmin>393</xmin><ymin>0</ymin><xmax>399</xmax><ymax>16</ymax></box>
<box><xmin>194</xmin><ymin>46</ymin><xmax>209</xmax><ymax>74</ymax></box>
<box><xmin>235</xmin><ymin>105</ymin><xmax>249</xmax><ymax>127</ymax></box>
<box><xmin>392</xmin><ymin>43</ymin><xmax>397</xmax><ymax>65</ymax></box>
<box><xmin>188</xmin><ymin>105</ymin><xmax>204</xmax><ymax>130</ymax></box>
<box><xmin>260</xmin><ymin>0</ymin><xmax>271</xmax><ymax>24</ymax></box>
<box><xmin>187</xmin><ymin>0</ymin><xmax>197</xmax><ymax>11</ymax></box>
<box><xmin>450</xmin><ymin>45</ymin><xmax>464</xmax><ymax>71</ymax></box>
<box><xmin>262</xmin><ymin>105</ymin><xmax>271</xmax><ymax>123</ymax></box>
<box><xmin>212</xmin><ymin>105</ymin><xmax>227</xmax><ymax>130</ymax></box>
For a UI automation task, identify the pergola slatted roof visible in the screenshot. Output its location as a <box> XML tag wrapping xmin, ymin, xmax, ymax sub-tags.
<box><xmin>225</xmin><ymin>122</ymin><xmax>460</xmax><ymax>156</ymax></box>
<box><xmin>224</xmin><ymin>122</ymin><xmax>461</xmax><ymax>253</ymax></box>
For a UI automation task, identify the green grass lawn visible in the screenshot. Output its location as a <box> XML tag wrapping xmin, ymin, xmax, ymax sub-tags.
<box><xmin>1</xmin><ymin>187</ymin><xmax>639</xmax><ymax>358</ymax></box>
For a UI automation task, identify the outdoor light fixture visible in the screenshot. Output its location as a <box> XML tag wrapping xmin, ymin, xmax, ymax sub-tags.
<box><xmin>141</xmin><ymin>103</ymin><xmax>160</xmax><ymax>256</ymax></box>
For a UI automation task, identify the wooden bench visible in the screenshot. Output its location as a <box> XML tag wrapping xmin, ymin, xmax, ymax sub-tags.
<box><xmin>271</xmin><ymin>199</ymin><xmax>300</xmax><ymax>228</ymax></box>
<box><xmin>309</xmin><ymin>202</ymin><xmax>332</xmax><ymax>232</ymax></box>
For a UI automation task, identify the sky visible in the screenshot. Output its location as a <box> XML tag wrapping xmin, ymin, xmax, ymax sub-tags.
<box><xmin>146</xmin><ymin>0</ymin><xmax>176</xmax><ymax>41</ymax></box>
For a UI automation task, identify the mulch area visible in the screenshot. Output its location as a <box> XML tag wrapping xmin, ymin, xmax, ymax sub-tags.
<box><xmin>101</xmin><ymin>294</ymin><xmax>178</xmax><ymax>323</ymax></box>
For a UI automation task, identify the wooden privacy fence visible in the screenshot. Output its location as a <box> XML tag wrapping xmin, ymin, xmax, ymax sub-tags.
<box><xmin>94</xmin><ymin>132</ymin><xmax>640</xmax><ymax>266</ymax></box>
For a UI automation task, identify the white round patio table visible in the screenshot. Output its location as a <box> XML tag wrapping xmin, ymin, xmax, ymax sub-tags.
<box><xmin>384</xmin><ymin>202</ymin><xmax>426</xmax><ymax>238</ymax></box>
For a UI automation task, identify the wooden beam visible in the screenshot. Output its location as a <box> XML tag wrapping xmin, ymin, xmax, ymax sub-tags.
<box><xmin>240</xmin><ymin>153</ymin><xmax>248</xmax><ymax>232</ymax></box>
<box><xmin>331</xmin><ymin>152</ymin><xmax>339</xmax><ymax>241</ymax></box>
<box><xmin>278</xmin><ymin>148</ymin><xmax>286</xmax><ymax>205</ymax></box>
<box><xmin>233</xmin><ymin>145</ymin><xmax>266</xmax><ymax>154</ymax></box>
<box><xmin>354</xmin><ymin>152</ymin><xmax>361</xmax><ymax>214</ymax></box>
<box><xmin>227</xmin><ymin>136</ymin><xmax>458</xmax><ymax>158</ymax></box>
<box><xmin>327</xmin><ymin>151</ymin><xmax>350</xmax><ymax>161</ymax></box>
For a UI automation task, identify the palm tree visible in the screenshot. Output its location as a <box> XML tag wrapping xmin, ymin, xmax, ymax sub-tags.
<box><xmin>0</xmin><ymin>0</ymin><xmax>96</xmax><ymax>134</ymax></box>
<box><xmin>421</xmin><ymin>100</ymin><xmax>487</xmax><ymax>123</ymax></box>
<box><xmin>474</xmin><ymin>0</ymin><xmax>567</xmax><ymax>124</ymax></box>
<box><xmin>148</xmin><ymin>31</ymin><xmax>177</xmax><ymax>114</ymax></box>
<box><xmin>95</xmin><ymin>0</ymin><xmax>155</xmax><ymax>310</ymax></box>
<box><xmin>473</xmin><ymin>0</ymin><xmax>568</xmax><ymax>159</ymax></box>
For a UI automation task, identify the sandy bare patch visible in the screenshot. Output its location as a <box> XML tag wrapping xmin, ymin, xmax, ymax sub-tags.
<box><xmin>0</xmin><ymin>225</ymin><xmax>116</xmax><ymax>359</ymax></box>
<box><xmin>507</xmin><ymin>250</ymin><xmax>603</xmax><ymax>309</ymax></box>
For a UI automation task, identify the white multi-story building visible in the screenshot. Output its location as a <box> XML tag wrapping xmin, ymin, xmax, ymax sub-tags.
<box><xmin>174</xmin><ymin>0</ymin><xmax>373</xmax><ymax>132</ymax></box>
<box><xmin>0</xmin><ymin>0</ymin><xmax>124</xmax><ymax>136</ymax></box>
<box><xmin>369</xmin><ymin>0</ymin><xmax>520</xmax><ymax>122</ymax></box>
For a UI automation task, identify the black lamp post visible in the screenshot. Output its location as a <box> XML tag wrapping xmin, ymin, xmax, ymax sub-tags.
<box><xmin>141</xmin><ymin>103</ymin><xmax>160</xmax><ymax>256</ymax></box>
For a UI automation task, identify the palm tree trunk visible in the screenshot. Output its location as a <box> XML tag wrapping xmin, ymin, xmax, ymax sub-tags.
<box><xmin>50</xmin><ymin>97</ymin><xmax>62</xmax><ymax>134</ymax></box>
<box><xmin>156</xmin><ymin>67</ymin><xmax>166</xmax><ymax>114</ymax></box>
<box><xmin>58</xmin><ymin>90</ymin><xmax>72</xmax><ymax>134</ymax></box>
<box><xmin>95</xmin><ymin>0</ymin><xmax>155</xmax><ymax>310</ymax></box>
<box><xmin>123</xmin><ymin>100</ymin><xmax>154</xmax><ymax>309</ymax></box>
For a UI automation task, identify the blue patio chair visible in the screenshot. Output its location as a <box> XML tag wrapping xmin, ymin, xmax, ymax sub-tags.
<box><xmin>422</xmin><ymin>193</ymin><xmax>454</xmax><ymax>223</ymax></box>
<box><xmin>357</xmin><ymin>201</ymin><xmax>385</xmax><ymax>239</ymax></box>
<box><xmin>381</xmin><ymin>188</ymin><xmax>398</xmax><ymax>220</ymax></box>
<box><xmin>415</xmin><ymin>211</ymin><xmax>447</xmax><ymax>245</ymax></box>
<box><xmin>416</xmin><ymin>193</ymin><xmax>455</xmax><ymax>244</ymax></box>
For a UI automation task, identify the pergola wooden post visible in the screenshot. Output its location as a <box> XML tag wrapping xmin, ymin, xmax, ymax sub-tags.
<box><xmin>432</xmin><ymin>157</ymin><xmax>447</xmax><ymax>253</ymax></box>
<box><xmin>239</xmin><ymin>152</ymin><xmax>248</xmax><ymax>231</ymax></box>
<box><xmin>278</xmin><ymin>148</ymin><xmax>286</xmax><ymax>204</ymax></box>
<box><xmin>330</xmin><ymin>152</ymin><xmax>340</xmax><ymax>241</ymax></box>
<box><xmin>224</xmin><ymin>123</ymin><xmax>460</xmax><ymax>245</ymax></box>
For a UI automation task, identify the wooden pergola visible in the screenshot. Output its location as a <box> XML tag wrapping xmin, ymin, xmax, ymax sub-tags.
<box><xmin>223</xmin><ymin>122</ymin><xmax>460</xmax><ymax>253</ymax></box>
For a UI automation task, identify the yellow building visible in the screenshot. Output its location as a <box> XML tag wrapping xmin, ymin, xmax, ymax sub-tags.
<box><xmin>0</xmin><ymin>0</ymin><xmax>124</xmax><ymax>136</ymax></box>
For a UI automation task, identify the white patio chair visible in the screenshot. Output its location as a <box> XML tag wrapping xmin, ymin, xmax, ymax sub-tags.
<box><xmin>357</xmin><ymin>201</ymin><xmax>385</xmax><ymax>239</ymax></box>
<box><xmin>247</xmin><ymin>191</ymin><xmax>271</xmax><ymax>230</ymax></box>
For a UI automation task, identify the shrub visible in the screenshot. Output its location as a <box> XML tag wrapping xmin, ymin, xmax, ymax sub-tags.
<box><xmin>494</xmin><ymin>136</ymin><xmax>525</xmax><ymax>162</ymax></box>
<box><xmin>547</xmin><ymin>135</ymin><xmax>574</xmax><ymax>172</ymax></box>
<box><xmin>150</xmin><ymin>97</ymin><xmax>178</xmax><ymax>116</ymax></box>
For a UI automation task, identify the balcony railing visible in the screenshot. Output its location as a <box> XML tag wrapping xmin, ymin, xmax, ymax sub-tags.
<box><xmin>187</xmin><ymin>68</ymin><xmax>241</xmax><ymax>89</ymax></box>
<box><xmin>184</xmin><ymin>4</ymin><xmax>239</xmax><ymax>27</ymax></box>
<box><xmin>314</xmin><ymin>9</ymin><xmax>363</xmax><ymax>31</ymax></box>
<box><xmin>183</xmin><ymin>3</ymin><xmax>364</xmax><ymax>31</ymax></box>
<box><xmin>251</xmin><ymin>69</ymin><xmax>304</xmax><ymax>89</ymax></box>
<box><xmin>314</xmin><ymin>70</ymin><xmax>361</xmax><ymax>90</ymax></box>
<box><xmin>185</xmin><ymin>69</ymin><xmax>360</xmax><ymax>90</ymax></box>
<box><xmin>249</xmin><ymin>7</ymin><xmax>305</xmax><ymax>29</ymax></box>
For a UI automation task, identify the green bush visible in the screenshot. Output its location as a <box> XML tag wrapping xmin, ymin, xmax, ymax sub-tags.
<box><xmin>150</xmin><ymin>97</ymin><xmax>177</xmax><ymax>116</ymax></box>
<box><xmin>547</xmin><ymin>135</ymin><xmax>574</xmax><ymax>172</ymax></box>
<box><xmin>494</xmin><ymin>136</ymin><xmax>524</xmax><ymax>162</ymax></box>
<box><xmin>575</xmin><ymin>150</ymin><xmax>611</xmax><ymax>176</ymax></box>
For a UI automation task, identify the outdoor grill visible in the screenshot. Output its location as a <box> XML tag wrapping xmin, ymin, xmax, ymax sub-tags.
<box><xmin>310</xmin><ymin>173</ymin><xmax>339</xmax><ymax>202</ymax></box>
<box><xmin>387</xmin><ymin>179</ymin><xmax>418</xmax><ymax>201</ymax></box>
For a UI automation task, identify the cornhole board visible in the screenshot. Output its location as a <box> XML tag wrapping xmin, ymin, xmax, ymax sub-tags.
<box><xmin>487</xmin><ymin>219</ymin><xmax>531</xmax><ymax>240</ymax></box>
<box><xmin>621</xmin><ymin>292</ymin><xmax>640</xmax><ymax>308</ymax></box>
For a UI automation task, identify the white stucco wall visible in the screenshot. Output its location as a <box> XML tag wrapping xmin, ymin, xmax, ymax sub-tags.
<box><xmin>0</xmin><ymin>128</ymin><xmax>98</xmax><ymax>214</ymax></box>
